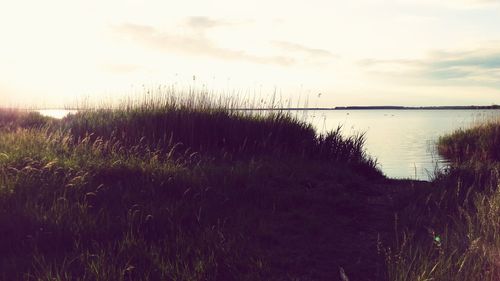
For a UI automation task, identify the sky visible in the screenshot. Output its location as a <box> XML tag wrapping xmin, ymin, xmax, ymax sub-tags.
<box><xmin>1</xmin><ymin>0</ymin><xmax>500</xmax><ymax>108</ymax></box>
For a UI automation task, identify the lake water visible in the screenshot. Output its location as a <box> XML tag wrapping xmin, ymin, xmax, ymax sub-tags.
<box><xmin>37</xmin><ymin>108</ymin><xmax>500</xmax><ymax>181</ymax></box>
<box><xmin>37</xmin><ymin>109</ymin><xmax>78</xmax><ymax>119</ymax></box>
<box><xmin>301</xmin><ymin>109</ymin><xmax>500</xmax><ymax>180</ymax></box>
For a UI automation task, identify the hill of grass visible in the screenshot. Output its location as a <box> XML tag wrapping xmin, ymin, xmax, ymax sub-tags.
<box><xmin>5</xmin><ymin>98</ymin><xmax>500</xmax><ymax>280</ymax></box>
<box><xmin>387</xmin><ymin>121</ymin><xmax>500</xmax><ymax>280</ymax></box>
<box><xmin>0</xmin><ymin>97</ymin><xmax>401</xmax><ymax>280</ymax></box>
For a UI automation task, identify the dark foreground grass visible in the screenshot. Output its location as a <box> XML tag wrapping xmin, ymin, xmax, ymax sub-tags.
<box><xmin>6</xmin><ymin>102</ymin><xmax>500</xmax><ymax>280</ymax></box>
<box><xmin>387</xmin><ymin>122</ymin><xmax>500</xmax><ymax>280</ymax></box>
<box><xmin>0</xmin><ymin>103</ymin><xmax>390</xmax><ymax>280</ymax></box>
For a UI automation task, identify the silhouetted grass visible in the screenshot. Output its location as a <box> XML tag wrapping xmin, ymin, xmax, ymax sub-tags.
<box><xmin>61</xmin><ymin>94</ymin><xmax>377</xmax><ymax>171</ymax></box>
<box><xmin>387</xmin><ymin>122</ymin><xmax>500</xmax><ymax>281</ymax></box>
<box><xmin>0</xmin><ymin>128</ymin><xmax>266</xmax><ymax>280</ymax></box>
<box><xmin>0</xmin><ymin>93</ymin><xmax>384</xmax><ymax>281</ymax></box>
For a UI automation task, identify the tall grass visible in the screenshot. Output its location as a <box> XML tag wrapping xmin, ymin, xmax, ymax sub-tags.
<box><xmin>438</xmin><ymin>122</ymin><xmax>500</xmax><ymax>163</ymax></box>
<box><xmin>61</xmin><ymin>90</ymin><xmax>378</xmax><ymax>171</ymax></box>
<box><xmin>0</xmin><ymin>128</ymin><xmax>266</xmax><ymax>280</ymax></box>
<box><xmin>388</xmin><ymin>121</ymin><xmax>500</xmax><ymax>281</ymax></box>
<box><xmin>0</xmin><ymin>108</ymin><xmax>54</xmax><ymax>130</ymax></box>
<box><xmin>0</xmin><ymin>91</ymin><xmax>382</xmax><ymax>280</ymax></box>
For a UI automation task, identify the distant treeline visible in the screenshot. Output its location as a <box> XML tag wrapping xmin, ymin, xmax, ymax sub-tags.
<box><xmin>235</xmin><ymin>105</ymin><xmax>500</xmax><ymax>111</ymax></box>
<box><xmin>334</xmin><ymin>105</ymin><xmax>500</xmax><ymax>110</ymax></box>
<box><xmin>14</xmin><ymin>105</ymin><xmax>500</xmax><ymax>111</ymax></box>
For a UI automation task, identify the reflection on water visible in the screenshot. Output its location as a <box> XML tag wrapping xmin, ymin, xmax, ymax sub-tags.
<box><xmin>36</xmin><ymin>109</ymin><xmax>78</xmax><ymax>119</ymax></box>
<box><xmin>303</xmin><ymin>109</ymin><xmax>500</xmax><ymax>180</ymax></box>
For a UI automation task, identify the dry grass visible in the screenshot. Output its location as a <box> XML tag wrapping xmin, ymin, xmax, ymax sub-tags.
<box><xmin>388</xmin><ymin>121</ymin><xmax>500</xmax><ymax>281</ymax></box>
<box><xmin>0</xmin><ymin>92</ymin><xmax>384</xmax><ymax>280</ymax></box>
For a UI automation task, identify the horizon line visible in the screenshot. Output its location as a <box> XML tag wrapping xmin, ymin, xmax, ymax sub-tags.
<box><xmin>2</xmin><ymin>105</ymin><xmax>500</xmax><ymax>111</ymax></box>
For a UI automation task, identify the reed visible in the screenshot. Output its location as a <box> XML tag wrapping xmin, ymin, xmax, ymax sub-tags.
<box><xmin>60</xmin><ymin>89</ymin><xmax>377</xmax><ymax>170</ymax></box>
<box><xmin>0</xmin><ymin>90</ymin><xmax>382</xmax><ymax>280</ymax></box>
<box><xmin>0</xmin><ymin>108</ymin><xmax>53</xmax><ymax>130</ymax></box>
<box><xmin>387</xmin><ymin>121</ymin><xmax>500</xmax><ymax>281</ymax></box>
<box><xmin>438</xmin><ymin>122</ymin><xmax>500</xmax><ymax>163</ymax></box>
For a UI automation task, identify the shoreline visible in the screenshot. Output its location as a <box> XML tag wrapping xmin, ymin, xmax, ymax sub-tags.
<box><xmin>3</xmin><ymin>105</ymin><xmax>500</xmax><ymax>111</ymax></box>
<box><xmin>234</xmin><ymin>105</ymin><xmax>500</xmax><ymax>111</ymax></box>
<box><xmin>0</xmin><ymin>105</ymin><xmax>498</xmax><ymax>280</ymax></box>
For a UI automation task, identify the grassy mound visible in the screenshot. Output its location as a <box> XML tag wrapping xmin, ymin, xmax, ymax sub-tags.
<box><xmin>388</xmin><ymin>122</ymin><xmax>500</xmax><ymax>281</ymax></box>
<box><xmin>61</xmin><ymin>108</ymin><xmax>377</xmax><ymax>172</ymax></box>
<box><xmin>0</xmin><ymin>100</ymin><xmax>384</xmax><ymax>280</ymax></box>
<box><xmin>438</xmin><ymin>122</ymin><xmax>500</xmax><ymax>163</ymax></box>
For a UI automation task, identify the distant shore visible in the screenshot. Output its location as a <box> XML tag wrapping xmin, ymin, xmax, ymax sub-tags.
<box><xmin>2</xmin><ymin>105</ymin><xmax>500</xmax><ymax>111</ymax></box>
<box><xmin>235</xmin><ymin>105</ymin><xmax>500</xmax><ymax>111</ymax></box>
<box><xmin>1</xmin><ymin>100</ymin><xmax>499</xmax><ymax>280</ymax></box>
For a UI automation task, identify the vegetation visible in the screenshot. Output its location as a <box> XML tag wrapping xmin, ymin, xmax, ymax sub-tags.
<box><xmin>0</xmin><ymin>93</ymin><xmax>389</xmax><ymax>280</ymax></box>
<box><xmin>438</xmin><ymin>122</ymin><xmax>500</xmax><ymax>163</ymax></box>
<box><xmin>0</xmin><ymin>108</ymin><xmax>54</xmax><ymax>129</ymax></box>
<box><xmin>5</xmin><ymin>92</ymin><xmax>498</xmax><ymax>280</ymax></box>
<box><xmin>387</xmin><ymin>121</ymin><xmax>500</xmax><ymax>280</ymax></box>
<box><xmin>61</xmin><ymin>93</ymin><xmax>377</xmax><ymax>170</ymax></box>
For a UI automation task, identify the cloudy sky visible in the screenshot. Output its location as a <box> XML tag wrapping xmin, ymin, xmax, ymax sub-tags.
<box><xmin>1</xmin><ymin>0</ymin><xmax>500</xmax><ymax>107</ymax></box>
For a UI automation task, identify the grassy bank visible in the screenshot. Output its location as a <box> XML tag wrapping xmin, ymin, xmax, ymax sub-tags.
<box><xmin>0</xmin><ymin>97</ymin><xmax>391</xmax><ymax>280</ymax></box>
<box><xmin>388</xmin><ymin>122</ymin><xmax>500</xmax><ymax>280</ymax></box>
<box><xmin>438</xmin><ymin>122</ymin><xmax>500</xmax><ymax>163</ymax></box>
<box><xmin>10</xmin><ymin>97</ymin><xmax>499</xmax><ymax>280</ymax></box>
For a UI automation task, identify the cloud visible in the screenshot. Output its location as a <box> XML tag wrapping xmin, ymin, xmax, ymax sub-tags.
<box><xmin>360</xmin><ymin>58</ymin><xmax>422</xmax><ymax>69</ymax></box>
<box><xmin>360</xmin><ymin>45</ymin><xmax>500</xmax><ymax>87</ymax></box>
<box><xmin>114</xmin><ymin>23</ymin><xmax>295</xmax><ymax>66</ymax></box>
<box><xmin>185</xmin><ymin>17</ymin><xmax>232</xmax><ymax>30</ymax></box>
<box><xmin>426</xmin><ymin>49</ymin><xmax>500</xmax><ymax>84</ymax></box>
<box><xmin>430</xmin><ymin>50</ymin><xmax>500</xmax><ymax>70</ymax></box>
<box><xmin>273</xmin><ymin>41</ymin><xmax>335</xmax><ymax>59</ymax></box>
<box><xmin>463</xmin><ymin>0</ymin><xmax>500</xmax><ymax>5</ymax></box>
<box><xmin>399</xmin><ymin>0</ymin><xmax>500</xmax><ymax>8</ymax></box>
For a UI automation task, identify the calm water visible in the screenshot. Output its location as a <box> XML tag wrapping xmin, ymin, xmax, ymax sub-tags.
<box><xmin>37</xmin><ymin>109</ymin><xmax>78</xmax><ymax>119</ymax></box>
<box><xmin>302</xmin><ymin>109</ymin><xmax>500</xmax><ymax>180</ymax></box>
<box><xmin>37</xmin><ymin>109</ymin><xmax>500</xmax><ymax>181</ymax></box>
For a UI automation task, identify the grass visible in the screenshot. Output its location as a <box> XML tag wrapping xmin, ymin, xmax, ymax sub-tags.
<box><xmin>438</xmin><ymin>122</ymin><xmax>500</xmax><ymax>163</ymax></box>
<box><xmin>0</xmin><ymin>108</ymin><xmax>54</xmax><ymax>130</ymax></box>
<box><xmin>387</xmin><ymin>121</ymin><xmax>500</xmax><ymax>280</ymax></box>
<box><xmin>60</xmin><ymin>97</ymin><xmax>377</xmax><ymax>171</ymax></box>
<box><xmin>7</xmin><ymin>91</ymin><xmax>498</xmax><ymax>280</ymax></box>
<box><xmin>0</xmin><ymin>92</ymin><xmax>387</xmax><ymax>280</ymax></box>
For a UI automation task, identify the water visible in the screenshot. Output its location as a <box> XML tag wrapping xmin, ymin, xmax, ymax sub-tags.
<box><xmin>36</xmin><ymin>108</ymin><xmax>500</xmax><ymax>181</ymax></box>
<box><xmin>303</xmin><ymin>109</ymin><xmax>500</xmax><ymax>180</ymax></box>
<box><xmin>36</xmin><ymin>109</ymin><xmax>78</xmax><ymax>119</ymax></box>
